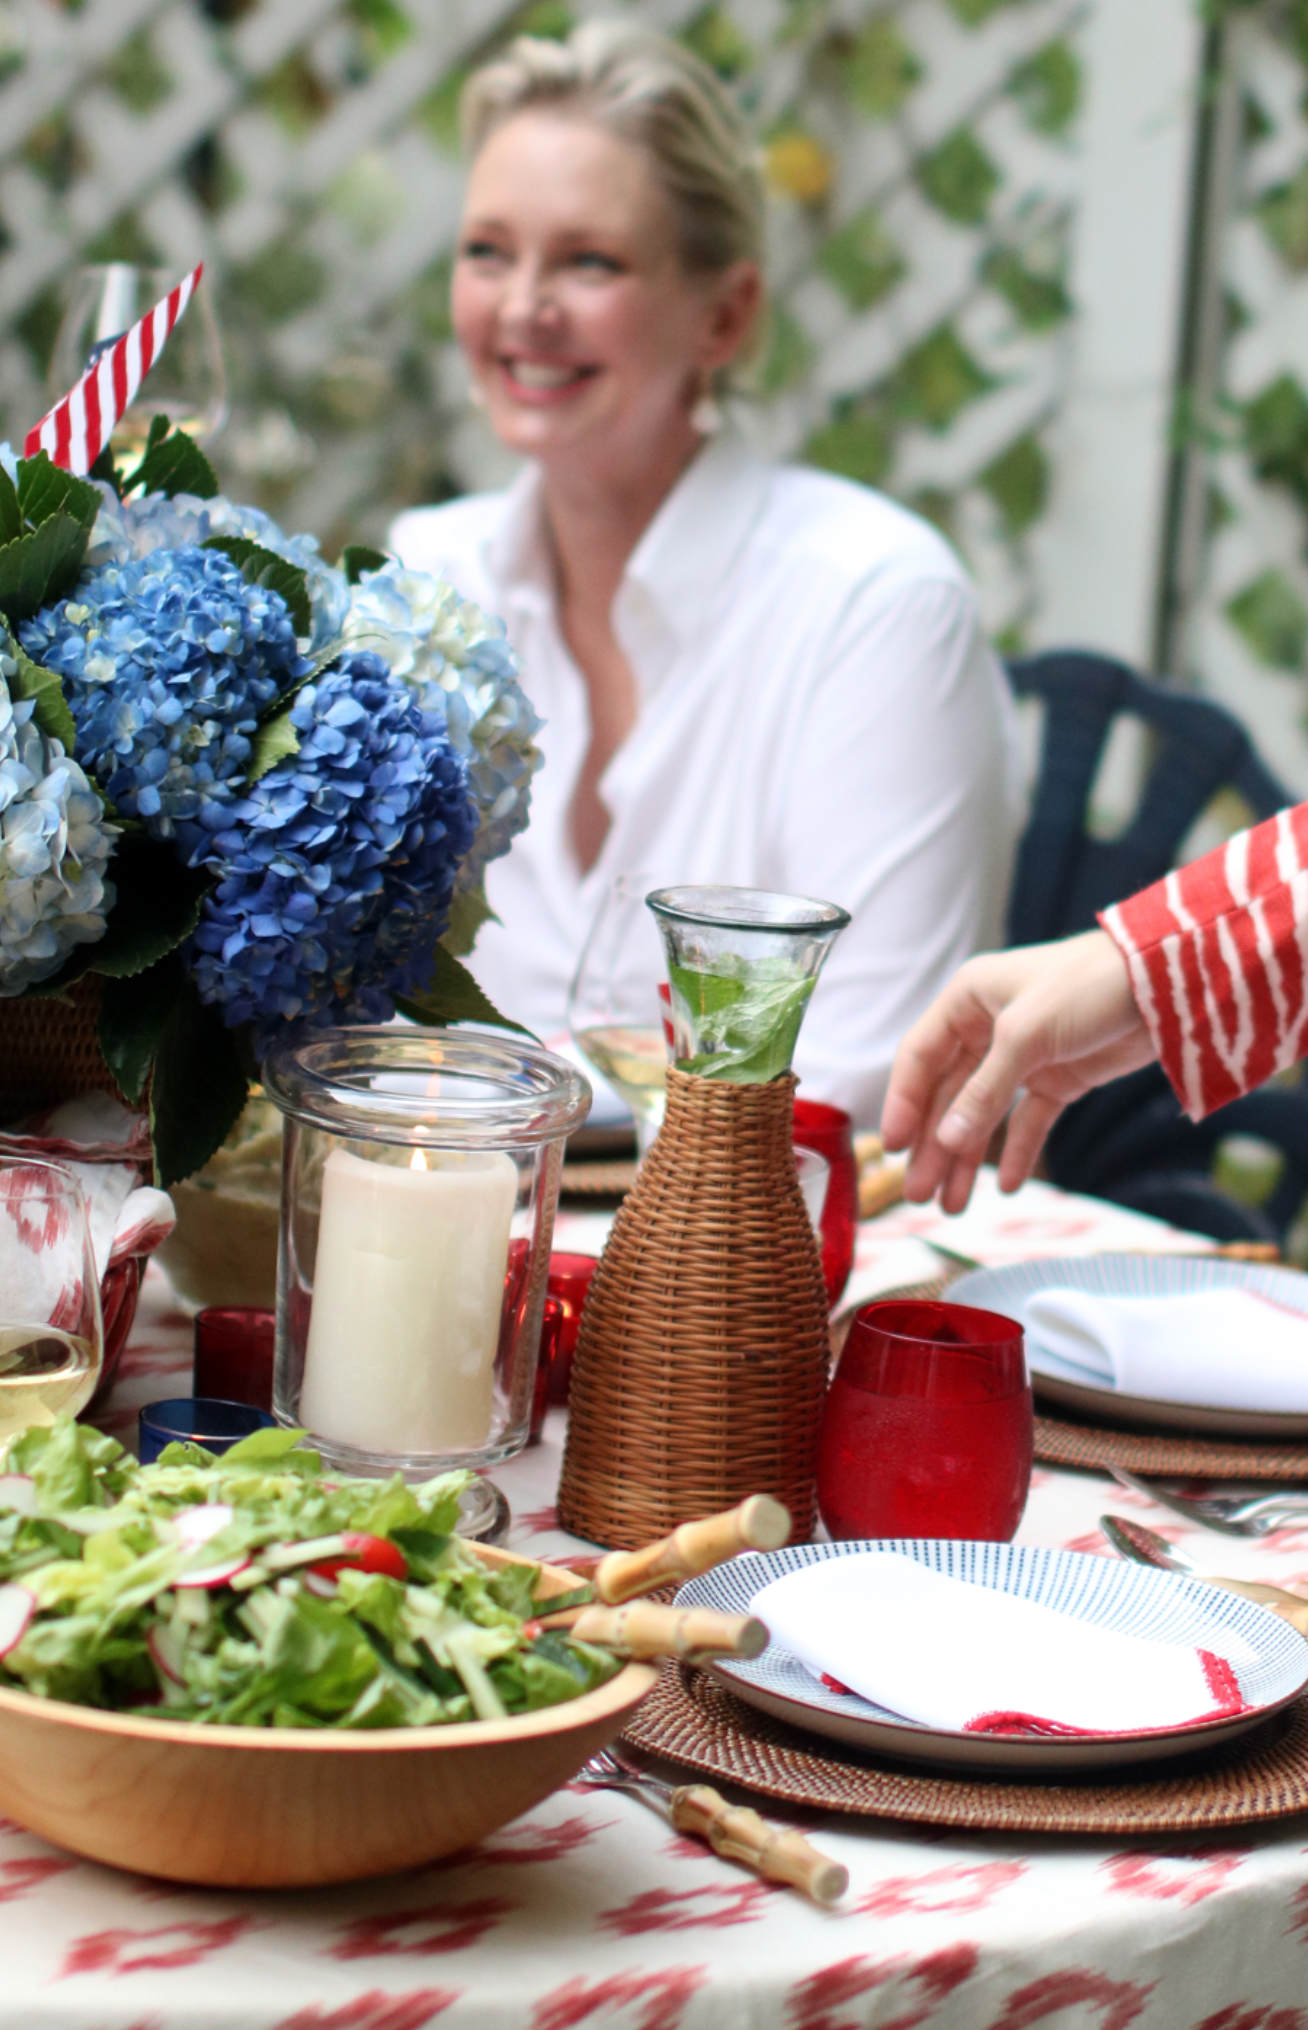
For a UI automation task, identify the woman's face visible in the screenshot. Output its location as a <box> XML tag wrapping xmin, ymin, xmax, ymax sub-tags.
<box><xmin>452</xmin><ymin>111</ymin><xmax>757</xmax><ymax>472</ymax></box>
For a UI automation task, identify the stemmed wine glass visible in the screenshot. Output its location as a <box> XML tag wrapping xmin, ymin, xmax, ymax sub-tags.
<box><xmin>567</xmin><ymin>872</ymin><xmax>677</xmax><ymax>1158</ymax></box>
<box><xmin>0</xmin><ymin>1155</ymin><xmax>103</xmax><ymax>1442</ymax></box>
<box><xmin>50</xmin><ymin>264</ymin><xmax>227</xmax><ymax>457</ymax></box>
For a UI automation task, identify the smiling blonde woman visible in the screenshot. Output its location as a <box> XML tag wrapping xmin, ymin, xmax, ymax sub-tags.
<box><xmin>391</xmin><ymin>20</ymin><xmax>1022</xmax><ymax>1127</ymax></box>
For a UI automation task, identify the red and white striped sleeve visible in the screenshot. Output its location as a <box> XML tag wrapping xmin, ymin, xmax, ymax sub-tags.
<box><xmin>1099</xmin><ymin>804</ymin><xmax>1308</xmax><ymax>1119</ymax></box>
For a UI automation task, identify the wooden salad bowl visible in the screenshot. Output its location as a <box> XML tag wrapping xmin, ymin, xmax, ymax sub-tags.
<box><xmin>0</xmin><ymin>1545</ymin><xmax>657</xmax><ymax>1889</ymax></box>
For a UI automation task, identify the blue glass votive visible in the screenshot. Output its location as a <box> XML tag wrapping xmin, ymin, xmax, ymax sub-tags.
<box><xmin>139</xmin><ymin>1397</ymin><xmax>276</xmax><ymax>1464</ymax></box>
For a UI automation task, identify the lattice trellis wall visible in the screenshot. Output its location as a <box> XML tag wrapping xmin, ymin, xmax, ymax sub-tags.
<box><xmin>1181</xmin><ymin>1</ymin><xmax>1308</xmax><ymax>794</ymax></box>
<box><xmin>0</xmin><ymin>0</ymin><xmax>1085</xmax><ymax>650</ymax></box>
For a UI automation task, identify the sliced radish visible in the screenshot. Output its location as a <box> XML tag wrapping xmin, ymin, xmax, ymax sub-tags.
<box><xmin>173</xmin><ymin>1555</ymin><xmax>251</xmax><ymax>1591</ymax></box>
<box><xmin>147</xmin><ymin>1622</ymin><xmax>186</xmax><ymax>1684</ymax></box>
<box><xmin>173</xmin><ymin>1503</ymin><xmax>234</xmax><ymax>1548</ymax></box>
<box><xmin>302</xmin><ymin>1570</ymin><xmax>339</xmax><ymax>1600</ymax></box>
<box><xmin>0</xmin><ymin>1584</ymin><xmax>35</xmax><ymax>1656</ymax></box>
<box><xmin>0</xmin><ymin>1475</ymin><xmax>36</xmax><ymax>1517</ymax></box>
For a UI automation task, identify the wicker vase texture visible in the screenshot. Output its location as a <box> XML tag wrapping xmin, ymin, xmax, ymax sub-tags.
<box><xmin>558</xmin><ymin>1068</ymin><xmax>830</xmax><ymax>1548</ymax></box>
<box><xmin>0</xmin><ymin>977</ymin><xmax>126</xmax><ymax>1123</ymax></box>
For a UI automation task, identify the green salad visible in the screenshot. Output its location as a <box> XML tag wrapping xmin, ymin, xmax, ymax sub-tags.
<box><xmin>0</xmin><ymin>1418</ymin><xmax>617</xmax><ymax>1728</ymax></box>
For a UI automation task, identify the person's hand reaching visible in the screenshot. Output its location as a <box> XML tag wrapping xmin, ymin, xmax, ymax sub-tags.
<box><xmin>880</xmin><ymin>929</ymin><xmax>1156</xmax><ymax>1213</ymax></box>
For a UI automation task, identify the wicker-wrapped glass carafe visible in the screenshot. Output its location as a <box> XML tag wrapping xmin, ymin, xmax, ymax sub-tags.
<box><xmin>558</xmin><ymin>886</ymin><xmax>849</xmax><ymax>1549</ymax></box>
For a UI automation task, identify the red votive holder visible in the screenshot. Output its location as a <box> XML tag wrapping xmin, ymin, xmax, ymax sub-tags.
<box><xmin>194</xmin><ymin>1307</ymin><xmax>275</xmax><ymax>1413</ymax></box>
<box><xmin>817</xmin><ymin>1299</ymin><xmax>1032</xmax><ymax>1542</ymax></box>
<box><xmin>545</xmin><ymin>1253</ymin><xmax>599</xmax><ymax>1405</ymax></box>
<box><xmin>793</xmin><ymin>1097</ymin><xmax>857</xmax><ymax>1308</ymax></box>
<box><xmin>530</xmin><ymin>1297</ymin><xmax>564</xmax><ymax>1443</ymax></box>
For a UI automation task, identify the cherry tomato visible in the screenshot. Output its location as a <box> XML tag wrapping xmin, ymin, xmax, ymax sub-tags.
<box><xmin>309</xmin><ymin>1533</ymin><xmax>407</xmax><ymax>1581</ymax></box>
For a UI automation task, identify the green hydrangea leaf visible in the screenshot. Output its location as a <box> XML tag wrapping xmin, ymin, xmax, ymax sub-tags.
<box><xmin>396</xmin><ymin>944</ymin><xmax>531</xmax><ymax>1037</ymax></box>
<box><xmin>843</xmin><ymin>17</ymin><xmax>922</xmax><ymax>119</ymax></box>
<box><xmin>0</xmin><ymin>465</ymin><xmax>20</xmax><ymax>545</ymax></box>
<box><xmin>919</xmin><ymin>129</ymin><xmax>1001</xmax><ymax>226</ymax></box>
<box><xmin>98</xmin><ymin>956</ymin><xmax>185</xmax><ymax>1106</ymax></box>
<box><xmin>818</xmin><ymin>210</ymin><xmax>906</xmax><ymax>310</ymax></box>
<box><xmin>0</xmin><ymin>510</ymin><xmax>94</xmax><ymax>625</ymax></box>
<box><xmin>124</xmin><ymin>419</ymin><xmax>218</xmax><ymax>502</ymax></box>
<box><xmin>979</xmin><ymin>434</ymin><xmax>1049</xmax><ymax>537</ymax></box>
<box><xmin>16</xmin><ymin>452</ymin><xmax>100</xmax><ymax>533</ymax></box>
<box><xmin>1258</xmin><ymin>166</ymin><xmax>1308</xmax><ymax>271</ymax></box>
<box><xmin>201</xmin><ymin>536</ymin><xmax>311</xmax><ymax>637</ymax></box>
<box><xmin>149</xmin><ymin>975</ymin><xmax>251</xmax><ymax>1186</ymax></box>
<box><xmin>441</xmin><ymin>883</ymin><xmax>497</xmax><ymax>959</ymax></box>
<box><xmin>87</xmin><ymin>834</ymin><xmax>211</xmax><ymax>980</ymax></box>
<box><xmin>804</xmin><ymin>407</ymin><xmax>892</xmax><ymax>488</ymax></box>
<box><xmin>1226</xmin><ymin>570</ymin><xmax>1308</xmax><ymax>670</ymax></box>
<box><xmin>341</xmin><ymin>543</ymin><xmax>388</xmax><ymax>584</ymax></box>
<box><xmin>246</xmin><ymin>709</ymin><xmax>300</xmax><ymax>785</ymax></box>
<box><xmin>983</xmin><ymin>248</ymin><xmax>1073</xmax><ymax>330</ymax></box>
<box><xmin>1009</xmin><ymin>40</ymin><xmax>1082</xmax><ymax>136</ymax></box>
<box><xmin>1</xmin><ymin>618</ymin><xmax>75</xmax><ymax>748</ymax></box>
<box><xmin>889</xmin><ymin>326</ymin><xmax>996</xmax><ymax>432</ymax></box>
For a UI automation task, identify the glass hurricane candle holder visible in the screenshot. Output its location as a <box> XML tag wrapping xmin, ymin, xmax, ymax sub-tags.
<box><xmin>262</xmin><ymin>1028</ymin><xmax>589</xmax><ymax>1537</ymax></box>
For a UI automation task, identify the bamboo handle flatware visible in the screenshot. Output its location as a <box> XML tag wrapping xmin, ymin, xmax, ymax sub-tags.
<box><xmin>576</xmin><ymin>1747</ymin><xmax>846</xmax><ymax>1905</ymax></box>
<box><xmin>569</xmin><ymin>1601</ymin><xmax>769</xmax><ymax>1662</ymax></box>
<box><xmin>670</xmin><ymin>1786</ymin><xmax>847</xmax><ymax>1903</ymax></box>
<box><xmin>590</xmin><ymin>1496</ymin><xmax>791</xmax><ymax>1604</ymax></box>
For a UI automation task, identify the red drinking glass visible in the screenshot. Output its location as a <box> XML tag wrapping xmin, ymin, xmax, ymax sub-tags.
<box><xmin>817</xmin><ymin>1300</ymin><xmax>1032</xmax><ymax>1541</ymax></box>
<box><xmin>194</xmin><ymin>1307</ymin><xmax>275</xmax><ymax>1412</ymax></box>
<box><xmin>529</xmin><ymin>1297</ymin><xmax>564</xmax><ymax>1443</ymax></box>
<box><xmin>793</xmin><ymin>1097</ymin><xmax>857</xmax><ymax>1308</ymax></box>
<box><xmin>545</xmin><ymin>1253</ymin><xmax>599</xmax><ymax>1405</ymax></box>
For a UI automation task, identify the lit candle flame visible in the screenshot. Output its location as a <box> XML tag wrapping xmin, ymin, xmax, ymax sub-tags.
<box><xmin>410</xmin><ymin>1148</ymin><xmax>429</xmax><ymax>1172</ymax></box>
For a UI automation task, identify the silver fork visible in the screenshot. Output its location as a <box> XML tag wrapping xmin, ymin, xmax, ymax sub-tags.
<box><xmin>1111</xmin><ymin>1467</ymin><xmax>1308</xmax><ymax>1536</ymax></box>
<box><xmin>575</xmin><ymin>1746</ymin><xmax>847</xmax><ymax>1904</ymax></box>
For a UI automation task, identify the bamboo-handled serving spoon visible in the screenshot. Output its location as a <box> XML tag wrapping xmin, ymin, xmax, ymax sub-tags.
<box><xmin>1100</xmin><ymin>1514</ymin><xmax>1308</xmax><ymax>1637</ymax></box>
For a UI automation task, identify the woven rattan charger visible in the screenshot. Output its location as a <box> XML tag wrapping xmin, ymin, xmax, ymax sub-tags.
<box><xmin>624</xmin><ymin>1663</ymin><xmax>1308</xmax><ymax>1836</ymax></box>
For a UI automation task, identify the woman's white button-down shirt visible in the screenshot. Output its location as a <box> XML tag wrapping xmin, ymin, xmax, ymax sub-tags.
<box><xmin>391</xmin><ymin>433</ymin><xmax>1023</xmax><ymax>1127</ymax></box>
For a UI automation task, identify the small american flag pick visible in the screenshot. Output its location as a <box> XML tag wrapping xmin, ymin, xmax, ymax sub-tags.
<box><xmin>23</xmin><ymin>263</ymin><xmax>204</xmax><ymax>477</ymax></box>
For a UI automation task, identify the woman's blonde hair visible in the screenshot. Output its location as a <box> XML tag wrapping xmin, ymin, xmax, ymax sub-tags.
<box><xmin>460</xmin><ymin>20</ymin><xmax>766</xmax><ymax>285</ymax></box>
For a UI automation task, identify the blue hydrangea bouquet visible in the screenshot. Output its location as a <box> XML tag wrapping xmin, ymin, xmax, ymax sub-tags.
<box><xmin>0</xmin><ymin>422</ymin><xmax>539</xmax><ymax>1186</ymax></box>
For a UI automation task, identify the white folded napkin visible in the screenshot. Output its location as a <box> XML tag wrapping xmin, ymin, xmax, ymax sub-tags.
<box><xmin>751</xmin><ymin>1554</ymin><xmax>1251</xmax><ymax>1736</ymax></box>
<box><xmin>1021</xmin><ymin>1287</ymin><xmax>1308</xmax><ymax>1413</ymax></box>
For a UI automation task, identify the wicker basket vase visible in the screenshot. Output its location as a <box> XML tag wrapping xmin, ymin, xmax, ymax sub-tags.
<box><xmin>558</xmin><ymin>1068</ymin><xmax>830</xmax><ymax>1548</ymax></box>
<box><xmin>0</xmin><ymin>977</ymin><xmax>127</xmax><ymax>1123</ymax></box>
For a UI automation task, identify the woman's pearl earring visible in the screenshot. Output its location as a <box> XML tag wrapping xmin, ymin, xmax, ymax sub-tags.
<box><xmin>690</xmin><ymin>379</ymin><xmax>723</xmax><ymax>435</ymax></box>
<box><xmin>469</xmin><ymin>381</ymin><xmax>487</xmax><ymax>411</ymax></box>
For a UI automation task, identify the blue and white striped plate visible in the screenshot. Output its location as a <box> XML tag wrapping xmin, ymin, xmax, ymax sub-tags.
<box><xmin>678</xmin><ymin>1540</ymin><xmax>1308</xmax><ymax>1772</ymax></box>
<box><xmin>948</xmin><ymin>1253</ymin><xmax>1308</xmax><ymax>1438</ymax></box>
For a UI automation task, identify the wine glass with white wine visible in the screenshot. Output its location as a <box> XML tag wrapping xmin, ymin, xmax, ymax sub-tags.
<box><xmin>50</xmin><ymin>264</ymin><xmax>227</xmax><ymax>460</ymax></box>
<box><xmin>0</xmin><ymin>1156</ymin><xmax>103</xmax><ymax>1442</ymax></box>
<box><xmin>567</xmin><ymin>872</ymin><xmax>678</xmax><ymax>1158</ymax></box>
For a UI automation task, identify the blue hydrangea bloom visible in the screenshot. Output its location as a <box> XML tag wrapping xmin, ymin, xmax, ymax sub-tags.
<box><xmin>186</xmin><ymin>651</ymin><xmax>476</xmax><ymax>1052</ymax></box>
<box><xmin>0</xmin><ymin>655</ymin><xmax>115</xmax><ymax>994</ymax></box>
<box><xmin>87</xmin><ymin>487</ymin><xmax>350</xmax><ymax>653</ymax></box>
<box><xmin>20</xmin><ymin>546</ymin><xmax>305</xmax><ymax>846</ymax></box>
<box><xmin>341</xmin><ymin>564</ymin><xmax>541</xmax><ymax>897</ymax></box>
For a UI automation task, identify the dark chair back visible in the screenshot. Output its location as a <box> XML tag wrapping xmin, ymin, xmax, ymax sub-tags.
<box><xmin>1006</xmin><ymin>649</ymin><xmax>1290</xmax><ymax>946</ymax></box>
<box><xmin>1004</xmin><ymin>651</ymin><xmax>1304</xmax><ymax>1245</ymax></box>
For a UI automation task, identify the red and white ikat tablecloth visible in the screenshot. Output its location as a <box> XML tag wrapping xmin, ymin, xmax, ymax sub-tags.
<box><xmin>5</xmin><ymin>1178</ymin><xmax>1308</xmax><ymax>2030</ymax></box>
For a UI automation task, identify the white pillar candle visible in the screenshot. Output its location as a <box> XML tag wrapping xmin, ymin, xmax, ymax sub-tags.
<box><xmin>300</xmin><ymin>1145</ymin><xmax>518</xmax><ymax>1455</ymax></box>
